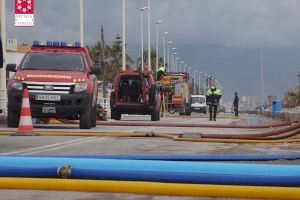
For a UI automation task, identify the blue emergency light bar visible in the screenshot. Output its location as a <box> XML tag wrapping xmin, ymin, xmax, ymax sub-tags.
<box><xmin>32</xmin><ymin>41</ymin><xmax>81</xmax><ymax>48</ymax></box>
<box><xmin>53</xmin><ymin>41</ymin><xmax>60</xmax><ymax>47</ymax></box>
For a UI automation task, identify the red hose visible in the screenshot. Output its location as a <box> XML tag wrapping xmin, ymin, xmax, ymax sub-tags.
<box><xmin>198</xmin><ymin>123</ymin><xmax>300</xmax><ymax>139</ymax></box>
<box><xmin>95</xmin><ymin>121</ymin><xmax>296</xmax><ymax>129</ymax></box>
<box><xmin>56</xmin><ymin>119</ymin><xmax>297</xmax><ymax>129</ymax></box>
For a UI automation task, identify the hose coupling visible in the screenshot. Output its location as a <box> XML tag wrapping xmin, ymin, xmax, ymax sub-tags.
<box><xmin>57</xmin><ymin>165</ymin><xmax>72</xmax><ymax>179</ymax></box>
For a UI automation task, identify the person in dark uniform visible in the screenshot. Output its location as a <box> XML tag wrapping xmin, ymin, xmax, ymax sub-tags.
<box><xmin>233</xmin><ymin>92</ymin><xmax>239</xmax><ymax>117</ymax></box>
<box><xmin>206</xmin><ymin>84</ymin><xmax>222</xmax><ymax>121</ymax></box>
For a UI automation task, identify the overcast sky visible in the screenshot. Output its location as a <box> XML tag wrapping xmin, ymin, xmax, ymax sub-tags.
<box><xmin>6</xmin><ymin>0</ymin><xmax>300</xmax><ymax>48</ymax></box>
<box><xmin>5</xmin><ymin>0</ymin><xmax>300</xmax><ymax>103</ymax></box>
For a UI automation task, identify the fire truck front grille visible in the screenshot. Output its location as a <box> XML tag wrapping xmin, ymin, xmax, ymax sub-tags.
<box><xmin>24</xmin><ymin>81</ymin><xmax>75</xmax><ymax>94</ymax></box>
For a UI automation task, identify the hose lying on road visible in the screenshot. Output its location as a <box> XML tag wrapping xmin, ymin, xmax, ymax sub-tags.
<box><xmin>1</xmin><ymin>156</ymin><xmax>300</xmax><ymax>176</ymax></box>
<box><xmin>58</xmin><ymin>119</ymin><xmax>297</xmax><ymax>129</ymax></box>
<box><xmin>1</xmin><ymin>165</ymin><xmax>300</xmax><ymax>187</ymax></box>
<box><xmin>0</xmin><ymin>177</ymin><xmax>300</xmax><ymax>199</ymax></box>
<box><xmin>1</xmin><ymin>129</ymin><xmax>300</xmax><ymax>144</ymax></box>
<box><xmin>192</xmin><ymin>122</ymin><xmax>300</xmax><ymax>139</ymax></box>
<box><xmin>19</xmin><ymin>153</ymin><xmax>300</xmax><ymax>161</ymax></box>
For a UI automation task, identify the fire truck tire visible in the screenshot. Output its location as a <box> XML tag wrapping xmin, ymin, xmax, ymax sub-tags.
<box><xmin>7</xmin><ymin>108</ymin><xmax>19</xmax><ymax>128</ymax></box>
<box><xmin>185</xmin><ymin>106</ymin><xmax>192</xmax><ymax>116</ymax></box>
<box><xmin>80</xmin><ymin>103</ymin><xmax>92</xmax><ymax>129</ymax></box>
<box><xmin>91</xmin><ymin>106</ymin><xmax>97</xmax><ymax>127</ymax></box>
<box><xmin>151</xmin><ymin>111</ymin><xmax>160</xmax><ymax>121</ymax></box>
<box><xmin>149</xmin><ymin>84</ymin><xmax>159</xmax><ymax>106</ymax></box>
<box><xmin>111</xmin><ymin>110</ymin><xmax>121</xmax><ymax>120</ymax></box>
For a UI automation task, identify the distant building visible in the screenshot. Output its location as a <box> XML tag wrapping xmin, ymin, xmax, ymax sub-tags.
<box><xmin>6</xmin><ymin>39</ymin><xmax>31</xmax><ymax>79</ymax></box>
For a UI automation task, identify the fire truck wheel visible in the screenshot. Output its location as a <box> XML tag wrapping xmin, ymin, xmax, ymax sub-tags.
<box><xmin>7</xmin><ymin>108</ymin><xmax>19</xmax><ymax>128</ymax></box>
<box><xmin>91</xmin><ymin>106</ymin><xmax>97</xmax><ymax>127</ymax></box>
<box><xmin>151</xmin><ymin>111</ymin><xmax>160</xmax><ymax>121</ymax></box>
<box><xmin>149</xmin><ymin>84</ymin><xmax>159</xmax><ymax>106</ymax></box>
<box><xmin>80</xmin><ymin>103</ymin><xmax>92</xmax><ymax>129</ymax></box>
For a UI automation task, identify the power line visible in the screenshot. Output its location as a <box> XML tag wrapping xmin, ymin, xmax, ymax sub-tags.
<box><xmin>199</xmin><ymin>48</ymin><xmax>261</xmax><ymax>70</ymax></box>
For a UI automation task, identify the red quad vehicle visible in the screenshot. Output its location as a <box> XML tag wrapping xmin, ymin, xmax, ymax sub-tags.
<box><xmin>6</xmin><ymin>41</ymin><xmax>100</xmax><ymax>129</ymax></box>
<box><xmin>110</xmin><ymin>70</ymin><xmax>161</xmax><ymax>121</ymax></box>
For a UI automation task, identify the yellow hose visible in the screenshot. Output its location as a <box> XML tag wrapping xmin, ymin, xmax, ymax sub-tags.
<box><xmin>1</xmin><ymin>130</ymin><xmax>300</xmax><ymax>143</ymax></box>
<box><xmin>173</xmin><ymin>136</ymin><xmax>300</xmax><ymax>144</ymax></box>
<box><xmin>0</xmin><ymin>178</ymin><xmax>300</xmax><ymax>199</ymax></box>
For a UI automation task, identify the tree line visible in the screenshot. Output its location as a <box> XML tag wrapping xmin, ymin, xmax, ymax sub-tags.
<box><xmin>88</xmin><ymin>26</ymin><xmax>164</xmax><ymax>82</ymax></box>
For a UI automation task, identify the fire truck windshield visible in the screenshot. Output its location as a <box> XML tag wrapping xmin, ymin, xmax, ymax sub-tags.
<box><xmin>21</xmin><ymin>52</ymin><xmax>84</xmax><ymax>71</ymax></box>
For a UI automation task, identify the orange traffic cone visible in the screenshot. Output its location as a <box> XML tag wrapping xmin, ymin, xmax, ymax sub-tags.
<box><xmin>11</xmin><ymin>88</ymin><xmax>37</xmax><ymax>136</ymax></box>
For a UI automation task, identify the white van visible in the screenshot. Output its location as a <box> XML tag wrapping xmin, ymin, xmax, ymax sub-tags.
<box><xmin>190</xmin><ymin>95</ymin><xmax>206</xmax><ymax>114</ymax></box>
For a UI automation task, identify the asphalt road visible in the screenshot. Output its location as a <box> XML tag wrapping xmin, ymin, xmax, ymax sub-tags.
<box><xmin>0</xmin><ymin>113</ymin><xmax>298</xmax><ymax>200</ymax></box>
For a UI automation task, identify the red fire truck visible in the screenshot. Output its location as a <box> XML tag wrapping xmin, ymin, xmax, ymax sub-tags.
<box><xmin>6</xmin><ymin>41</ymin><xmax>100</xmax><ymax>129</ymax></box>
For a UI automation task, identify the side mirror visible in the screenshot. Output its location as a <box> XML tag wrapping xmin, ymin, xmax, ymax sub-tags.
<box><xmin>90</xmin><ymin>66</ymin><xmax>101</xmax><ymax>75</ymax></box>
<box><xmin>6</xmin><ymin>64</ymin><xmax>17</xmax><ymax>72</ymax></box>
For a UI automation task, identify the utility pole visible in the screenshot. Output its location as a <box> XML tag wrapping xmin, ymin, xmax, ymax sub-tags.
<box><xmin>260</xmin><ymin>48</ymin><xmax>264</xmax><ymax>109</ymax></box>
<box><xmin>155</xmin><ymin>20</ymin><xmax>162</xmax><ymax>74</ymax></box>
<box><xmin>140</xmin><ymin>7</ymin><xmax>147</xmax><ymax>71</ymax></box>
<box><xmin>147</xmin><ymin>0</ymin><xmax>151</xmax><ymax>71</ymax></box>
<box><xmin>100</xmin><ymin>25</ymin><xmax>107</xmax><ymax>98</ymax></box>
<box><xmin>0</xmin><ymin>0</ymin><xmax>7</xmax><ymax>114</ymax></box>
<box><xmin>122</xmin><ymin>0</ymin><xmax>126</xmax><ymax>71</ymax></box>
<box><xmin>79</xmin><ymin>0</ymin><xmax>84</xmax><ymax>46</ymax></box>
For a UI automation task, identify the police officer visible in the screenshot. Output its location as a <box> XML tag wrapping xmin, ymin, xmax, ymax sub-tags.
<box><xmin>206</xmin><ymin>84</ymin><xmax>222</xmax><ymax>121</ymax></box>
<box><xmin>233</xmin><ymin>92</ymin><xmax>239</xmax><ymax>117</ymax></box>
<box><xmin>157</xmin><ymin>65</ymin><xmax>166</xmax><ymax>80</ymax></box>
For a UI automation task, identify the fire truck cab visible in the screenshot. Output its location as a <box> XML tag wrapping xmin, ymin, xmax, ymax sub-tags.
<box><xmin>6</xmin><ymin>41</ymin><xmax>100</xmax><ymax>129</ymax></box>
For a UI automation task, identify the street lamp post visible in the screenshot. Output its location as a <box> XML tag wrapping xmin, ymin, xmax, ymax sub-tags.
<box><xmin>167</xmin><ymin>41</ymin><xmax>172</xmax><ymax>72</ymax></box>
<box><xmin>122</xmin><ymin>0</ymin><xmax>126</xmax><ymax>71</ymax></box>
<box><xmin>184</xmin><ymin>64</ymin><xmax>188</xmax><ymax>72</ymax></box>
<box><xmin>176</xmin><ymin>57</ymin><xmax>180</xmax><ymax>72</ymax></box>
<box><xmin>155</xmin><ymin>20</ymin><xmax>162</xmax><ymax>74</ymax></box>
<box><xmin>80</xmin><ymin>0</ymin><xmax>84</xmax><ymax>46</ymax></box>
<box><xmin>162</xmin><ymin>32</ymin><xmax>168</xmax><ymax>68</ymax></box>
<box><xmin>198</xmin><ymin>71</ymin><xmax>202</xmax><ymax>94</ymax></box>
<box><xmin>140</xmin><ymin>7</ymin><xmax>147</xmax><ymax>71</ymax></box>
<box><xmin>171</xmin><ymin>48</ymin><xmax>176</xmax><ymax>71</ymax></box>
<box><xmin>172</xmin><ymin>52</ymin><xmax>177</xmax><ymax>72</ymax></box>
<box><xmin>260</xmin><ymin>48</ymin><xmax>264</xmax><ymax>111</ymax></box>
<box><xmin>180</xmin><ymin>61</ymin><xmax>184</xmax><ymax>72</ymax></box>
<box><xmin>147</xmin><ymin>0</ymin><xmax>151</xmax><ymax>71</ymax></box>
<box><xmin>193</xmin><ymin>70</ymin><xmax>198</xmax><ymax>94</ymax></box>
<box><xmin>0</xmin><ymin>0</ymin><xmax>7</xmax><ymax>113</ymax></box>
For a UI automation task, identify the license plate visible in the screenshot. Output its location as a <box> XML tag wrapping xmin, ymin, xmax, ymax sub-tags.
<box><xmin>42</xmin><ymin>107</ymin><xmax>56</xmax><ymax>114</ymax></box>
<box><xmin>36</xmin><ymin>95</ymin><xmax>61</xmax><ymax>101</ymax></box>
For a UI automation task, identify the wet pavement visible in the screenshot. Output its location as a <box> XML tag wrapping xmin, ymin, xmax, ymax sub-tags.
<box><xmin>0</xmin><ymin>113</ymin><xmax>298</xmax><ymax>200</ymax></box>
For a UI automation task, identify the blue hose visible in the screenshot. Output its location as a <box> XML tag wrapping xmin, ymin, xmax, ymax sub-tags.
<box><xmin>0</xmin><ymin>166</ymin><xmax>58</xmax><ymax>178</ymax></box>
<box><xmin>0</xmin><ymin>156</ymin><xmax>300</xmax><ymax>176</ymax></box>
<box><xmin>70</xmin><ymin>168</ymin><xmax>300</xmax><ymax>186</ymax></box>
<box><xmin>0</xmin><ymin>166</ymin><xmax>299</xmax><ymax>186</ymax></box>
<box><xmin>20</xmin><ymin>153</ymin><xmax>300</xmax><ymax>161</ymax></box>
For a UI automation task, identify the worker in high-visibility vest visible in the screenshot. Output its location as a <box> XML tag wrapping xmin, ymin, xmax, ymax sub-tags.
<box><xmin>157</xmin><ymin>65</ymin><xmax>166</xmax><ymax>80</ymax></box>
<box><xmin>206</xmin><ymin>84</ymin><xmax>222</xmax><ymax>121</ymax></box>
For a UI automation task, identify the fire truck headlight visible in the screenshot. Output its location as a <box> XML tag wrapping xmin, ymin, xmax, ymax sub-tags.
<box><xmin>74</xmin><ymin>82</ymin><xmax>87</xmax><ymax>92</ymax></box>
<box><xmin>12</xmin><ymin>81</ymin><xmax>23</xmax><ymax>91</ymax></box>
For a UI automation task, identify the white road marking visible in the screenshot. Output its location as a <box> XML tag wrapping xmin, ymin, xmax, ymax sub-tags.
<box><xmin>0</xmin><ymin>137</ymin><xmax>97</xmax><ymax>156</ymax></box>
